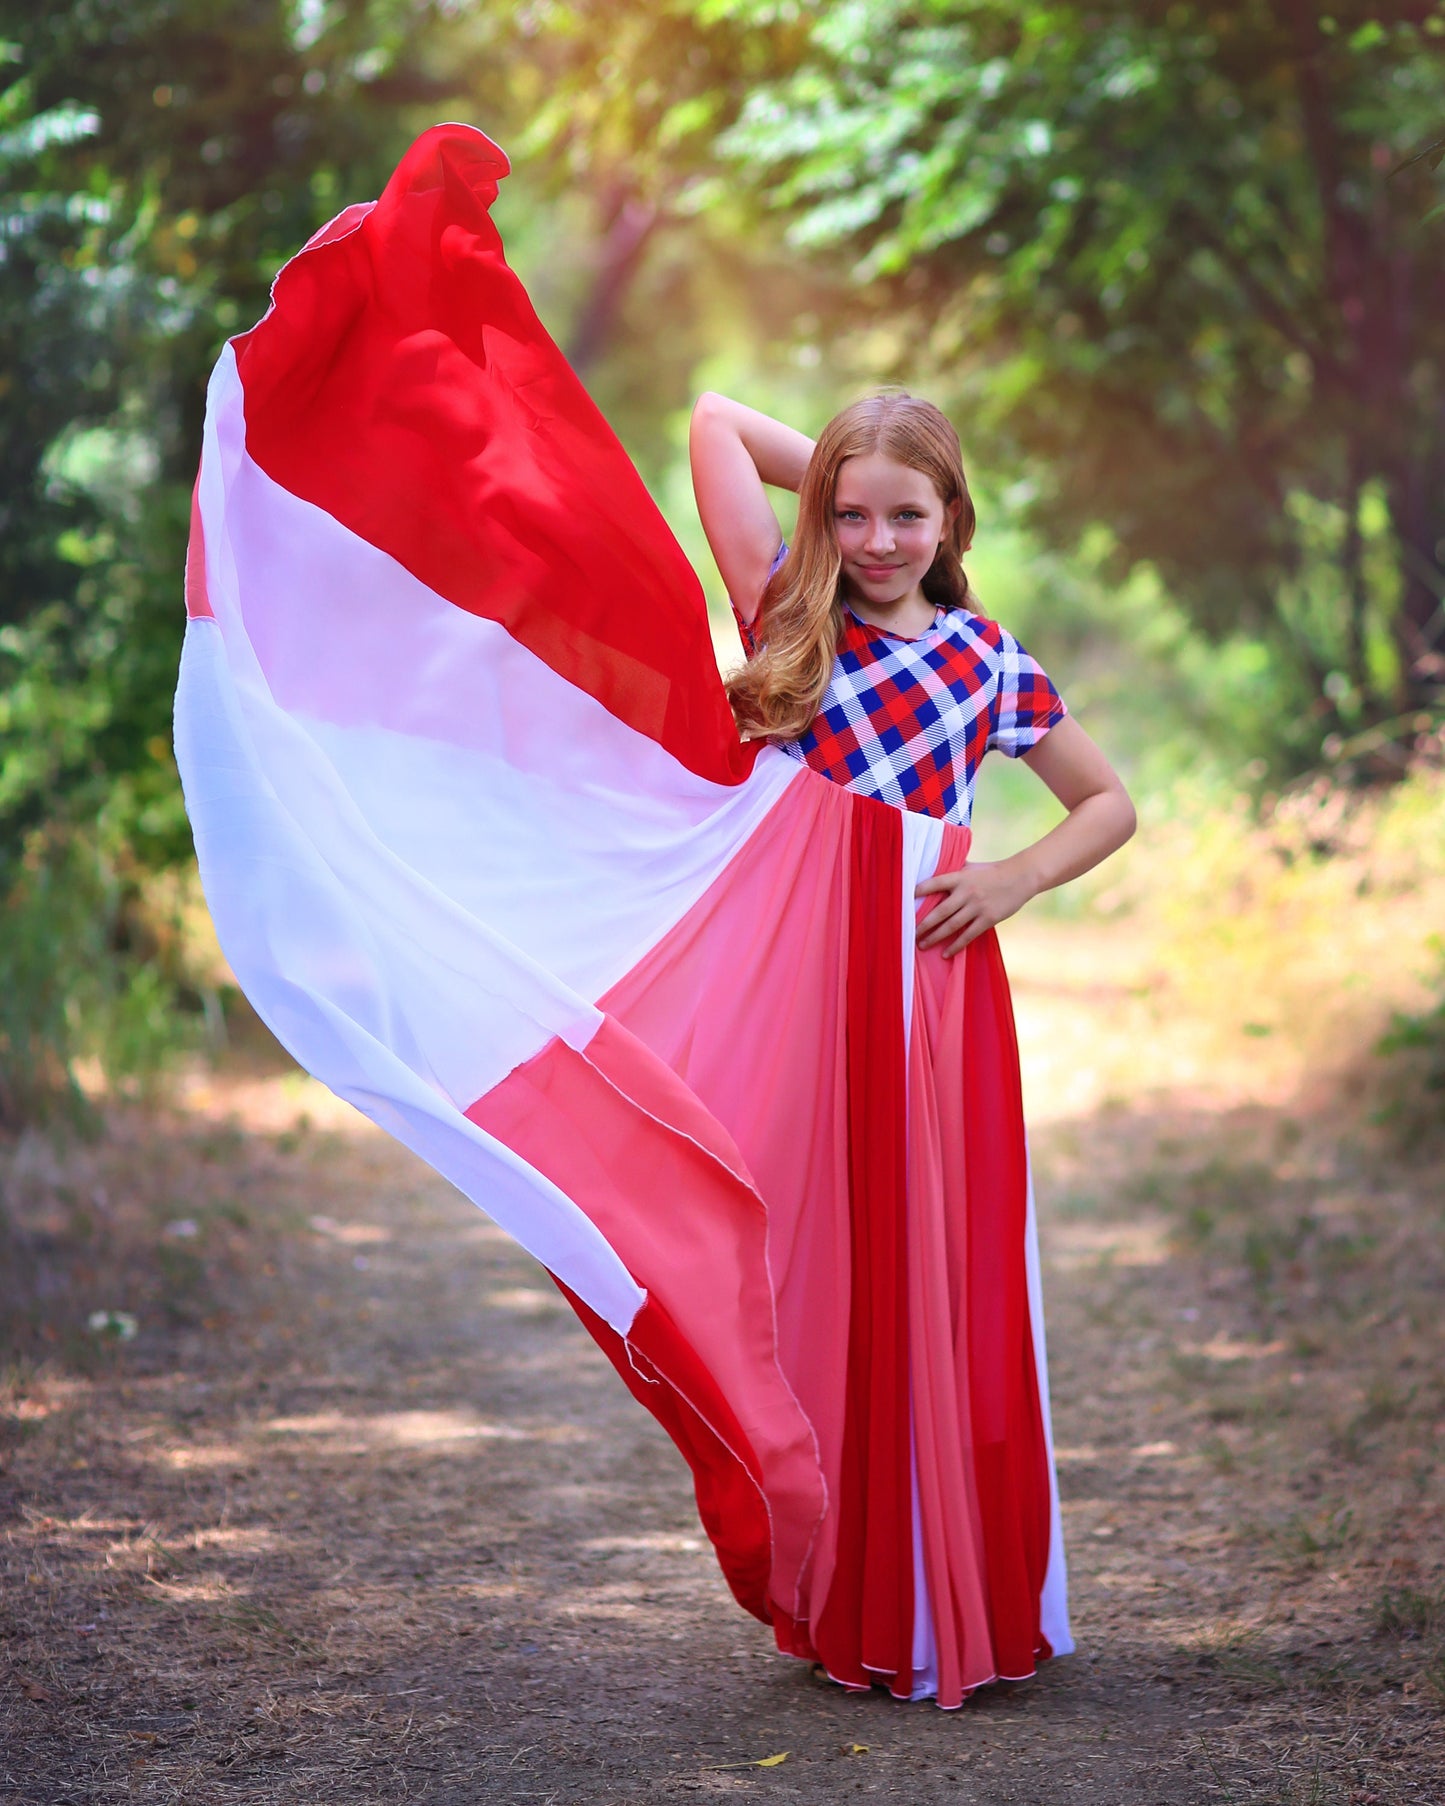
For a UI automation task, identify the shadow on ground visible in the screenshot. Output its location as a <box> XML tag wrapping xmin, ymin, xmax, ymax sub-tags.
<box><xmin>1</xmin><ymin>1051</ymin><xmax>1442</xmax><ymax>1803</ymax></box>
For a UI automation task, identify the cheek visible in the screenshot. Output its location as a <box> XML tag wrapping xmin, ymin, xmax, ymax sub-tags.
<box><xmin>901</xmin><ymin>523</ymin><xmax>943</xmax><ymax>561</ymax></box>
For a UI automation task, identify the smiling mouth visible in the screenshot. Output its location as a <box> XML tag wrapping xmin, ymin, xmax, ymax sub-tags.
<box><xmin>856</xmin><ymin>563</ymin><xmax>904</xmax><ymax>578</ymax></box>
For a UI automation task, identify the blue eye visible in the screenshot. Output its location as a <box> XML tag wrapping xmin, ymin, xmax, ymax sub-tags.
<box><xmin>897</xmin><ymin>510</ymin><xmax>922</xmax><ymax>521</ymax></box>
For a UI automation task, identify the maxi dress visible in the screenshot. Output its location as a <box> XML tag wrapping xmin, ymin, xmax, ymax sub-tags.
<box><xmin>173</xmin><ymin>123</ymin><xmax>1074</xmax><ymax>1708</ymax></box>
<box><xmin>731</xmin><ymin>573</ymin><xmax>1073</xmax><ymax>1700</ymax></box>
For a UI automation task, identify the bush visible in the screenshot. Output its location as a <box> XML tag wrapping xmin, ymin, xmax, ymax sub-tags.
<box><xmin>0</xmin><ymin>826</ymin><xmax>193</xmax><ymax>1132</ymax></box>
<box><xmin>1376</xmin><ymin>937</ymin><xmax>1445</xmax><ymax>1152</ymax></box>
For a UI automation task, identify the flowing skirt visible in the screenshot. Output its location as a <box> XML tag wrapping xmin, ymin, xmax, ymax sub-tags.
<box><xmin>173</xmin><ymin>124</ymin><xmax>1071</xmax><ymax>1705</ymax></box>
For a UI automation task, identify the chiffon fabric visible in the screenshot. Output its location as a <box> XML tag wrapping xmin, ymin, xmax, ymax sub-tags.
<box><xmin>173</xmin><ymin>122</ymin><xmax>1071</xmax><ymax>1707</ymax></box>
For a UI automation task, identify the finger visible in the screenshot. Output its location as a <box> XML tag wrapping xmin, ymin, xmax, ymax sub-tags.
<box><xmin>944</xmin><ymin>917</ymin><xmax>992</xmax><ymax>957</ymax></box>
<box><xmin>918</xmin><ymin>899</ymin><xmax>980</xmax><ymax>949</ymax></box>
<box><xmin>915</xmin><ymin>892</ymin><xmax>971</xmax><ymax>936</ymax></box>
<box><xmin>915</xmin><ymin>886</ymin><xmax>969</xmax><ymax>929</ymax></box>
<box><xmin>932</xmin><ymin>902</ymin><xmax>988</xmax><ymax>953</ymax></box>
<box><xmin>913</xmin><ymin>874</ymin><xmax>950</xmax><ymax>896</ymax></box>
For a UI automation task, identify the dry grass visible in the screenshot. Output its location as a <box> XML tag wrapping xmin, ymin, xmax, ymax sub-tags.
<box><xmin>1002</xmin><ymin>767</ymin><xmax>1445</xmax><ymax>1116</ymax></box>
<box><xmin>2</xmin><ymin>785</ymin><xmax>1444</xmax><ymax>1803</ymax></box>
<box><xmin>1025</xmin><ymin>1096</ymin><xmax>1445</xmax><ymax>1805</ymax></box>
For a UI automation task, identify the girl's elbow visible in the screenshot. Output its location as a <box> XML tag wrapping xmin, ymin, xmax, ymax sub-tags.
<box><xmin>689</xmin><ymin>392</ymin><xmax>735</xmax><ymax>464</ymax></box>
<box><xmin>691</xmin><ymin>390</ymin><xmax>729</xmax><ymax>431</ymax></box>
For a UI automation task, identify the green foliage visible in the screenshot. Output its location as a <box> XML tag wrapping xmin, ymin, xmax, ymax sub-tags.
<box><xmin>6</xmin><ymin>1</ymin><xmax>1443</xmax><ymax>1124</ymax></box>
<box><xmin>552</xmin><ymin>0</ymin><xmax>1445</xmax><ymax>771</ymax></box>
<box><xmin>0</xmin><ymin>824</ymin><xmax>187</xmax><ymax>1128</ymax></box>
<box><xmin>0</xmin><ymin>1</ymin><xmax>526</xmax><ymax>1122</ymax></box>
<box><xmin>1376</xmin><ymin>936</ymin><xmax>1445</xmax><ymax>1146</ymax></box>
<box><xmin>0</xmin><ymin>1</ymin><xmax>492</xmax><ymax>854</ymax></box>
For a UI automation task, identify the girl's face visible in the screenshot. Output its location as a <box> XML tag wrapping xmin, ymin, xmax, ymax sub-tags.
<box><xmin>832</xmin><ymin>452</ymin><xmax>956</xmax><ymax>608</ymax></box>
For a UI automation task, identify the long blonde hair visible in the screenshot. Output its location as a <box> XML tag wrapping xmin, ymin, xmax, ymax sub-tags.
<box><xmin>726</xmin><ymin>392</ymin><xmax>977</xmax><ymax>742</ymax></box>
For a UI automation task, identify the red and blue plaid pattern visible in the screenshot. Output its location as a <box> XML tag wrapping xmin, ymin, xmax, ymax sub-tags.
<box><xmin>735</xmin><ymin>579</ymin><xmax>1065</xmax><ymax>826</ymax></box>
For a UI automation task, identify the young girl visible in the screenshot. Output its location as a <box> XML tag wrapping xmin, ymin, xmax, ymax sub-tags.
<box><xmin>690</xmin><ymin>390</ymin><xmax>1134</xmax><ymax>954</ymax></box>
<box><xmin>688</xmin><ymin>387</ymin><xmax>1135</xmax><ymax>1697</ymax></box>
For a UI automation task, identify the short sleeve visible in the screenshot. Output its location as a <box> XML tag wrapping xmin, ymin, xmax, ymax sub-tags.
<box><xmin>987</xmin><ymin>625</ymin><xmax>1067</xmax><ymax>757</ymax></box>
<box><xmin>730</xmin><ymin>542</ymin><xmax>788</xmax><ymax>661</ymax></box>
<box><xmin>730</xmin><ymin>595</ymin><xmax>761</xmax><ymax>659</ymax></box>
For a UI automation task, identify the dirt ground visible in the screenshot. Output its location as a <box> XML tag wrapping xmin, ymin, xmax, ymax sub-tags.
<box><xmin>3</xmin><ymin>915</ymin><xmax>1444</xmax><ymax>1805</ymax></box>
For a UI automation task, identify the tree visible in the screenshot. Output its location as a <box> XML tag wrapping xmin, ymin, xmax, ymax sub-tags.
<box><xmin>0</xmin><ymin>0</ymin><xmax>526</xmax><ymax>1118</ymax></box>
<box><xmin>554</xmin><ymin>0</ymin><xmax>1445</xmax><ymax>771</ymax></box>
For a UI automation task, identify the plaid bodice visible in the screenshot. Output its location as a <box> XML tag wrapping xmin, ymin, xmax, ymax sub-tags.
<box><xmin>733</xmin><ymin>563</ymin><xmax>1066</xmax><ymax>828</ymax></box>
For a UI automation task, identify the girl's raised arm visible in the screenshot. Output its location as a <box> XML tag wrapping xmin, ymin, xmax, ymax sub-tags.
<box><xmin>689</xmin><ymin>393</ymin><xmax>814</xmax><ymax>624</ymax></box>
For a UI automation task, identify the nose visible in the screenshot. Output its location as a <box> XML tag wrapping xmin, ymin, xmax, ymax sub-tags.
<box><xmin>862</xmin><ymin>518</ymin><xmax>895</xmax><ymax>556</ymax></box>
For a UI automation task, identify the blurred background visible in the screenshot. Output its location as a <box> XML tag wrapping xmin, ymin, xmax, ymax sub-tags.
<box><xmin>1</xmin><ymin>0</ymin><xmax>1442</xmax><ymax>1131</ymax></box>
<box><xmin>1</xmin><ymin>0</ymin><xmax>1442</xmax><ymax>1128</ymax></box>
<box><xmin>3</xmin><ymin>9</ymin><xmax>1445</xmax><ymax>1796</ymax></box>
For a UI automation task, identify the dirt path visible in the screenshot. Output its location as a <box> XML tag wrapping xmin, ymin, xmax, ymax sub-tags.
<box><xmin>3</xmin><ymin>919</ymin><xmax>1443</xmax><ymax>1804</ymax></box>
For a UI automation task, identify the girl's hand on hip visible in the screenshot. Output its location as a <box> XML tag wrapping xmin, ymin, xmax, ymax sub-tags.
<box><xmin>914</xmin><ymin>859</ymin><xmax>1035</xmax><ymax>956</ymax></box>
<box><xmin>910</xmin><ymin>722</ymin><xmax>1136</xmax><ymax>959</ymax></box>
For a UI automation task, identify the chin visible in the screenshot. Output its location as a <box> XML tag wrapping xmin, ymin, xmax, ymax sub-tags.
<box><xmin>852</xmin><ymin>573</ymin><xmax>915</xmax><ymax>599</ymax></box>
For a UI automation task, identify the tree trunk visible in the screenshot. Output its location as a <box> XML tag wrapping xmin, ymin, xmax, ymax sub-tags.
<box><xmin>1388</xmin><ymin>479</ymin><xmax>1445</xmax><ymax>711</ymax></box>
<box><xmin>1340</xmin><ymin>454</ymin><xmax>1370</xmax><ymax>703</ymax></box>
<box><xmin>566</xmin><ymin>187</ymin><xmax>659</xmax><ymax>379</ymax></box>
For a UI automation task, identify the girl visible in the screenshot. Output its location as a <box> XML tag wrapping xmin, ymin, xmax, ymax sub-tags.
<box><xmin>687</xmin><ymin>388</ymin><xmax>1136</xmax><ymax>1697</ymax></box>
<box><xmin>689</xmin><ymin>389</ymin><xmax>1135</xmax><ymax>955</ymax></box>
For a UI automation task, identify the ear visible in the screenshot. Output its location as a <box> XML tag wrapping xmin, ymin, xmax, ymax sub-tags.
<box><xmin>943</xmin><ymin>496</ymin><xmax>966</xmax><ymax>550</ymax></box>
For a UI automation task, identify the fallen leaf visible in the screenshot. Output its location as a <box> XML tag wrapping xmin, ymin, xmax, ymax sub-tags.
<box><xmin>701</xmin><ymin>1751</ymin><xmax>792</xmax><ymax>1774</ymax></box>
<box><xmin>18</xmin><ymin>1677</ymin><xmax>52</xmax><ymax>1703</ymax></box>
<box><xmin>846</xmin><ymin>1742</ymin><xmax>870</xmax><ymax>1755</ymax></box>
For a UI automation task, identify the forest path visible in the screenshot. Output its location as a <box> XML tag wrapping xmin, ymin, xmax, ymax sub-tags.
<box><xmin>3</xmin><ymin>915</ymin><xmax>1443</xmax><ymax>1805</ymax></box>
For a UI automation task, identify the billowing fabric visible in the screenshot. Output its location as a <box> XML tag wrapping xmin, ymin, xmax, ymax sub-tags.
<box><xmin>173</xmin><ymin>123</ymin><xmax>1072</xmax><ymax>1706</ymax></box>
<box><xmin>735</xmin><ymin>568</ymin><xmax>1066</xmax><ymax>829</ymax></box>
